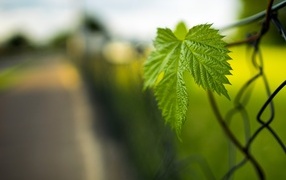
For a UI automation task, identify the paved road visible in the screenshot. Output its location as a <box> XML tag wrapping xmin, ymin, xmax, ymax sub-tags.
<box><xmin>0</xmin><ymin>54</ymin><xmax>133</xmax><ymax>180</ymax></box>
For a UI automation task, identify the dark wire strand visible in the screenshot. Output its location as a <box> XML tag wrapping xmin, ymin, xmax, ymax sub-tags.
<box><xmin>221</xmin><ymin>0</ymin><xmax>286</xmax><ymax>31</ymax></box>
<box><xmin>271</xmin><ymin>13</ymin><xmax>286</xmax><ymax>41</ymax></box>
<box><xmin>222</xmin><ymin>52</ymin><xmax>261</xmax><ymax>179</ymax></box>
<box><xmin>222</xmin><ymin>158</ymin><xmax>247</xmax><ymax>180</ymax></box>
<box><xmin>245</xmin><ymin>47</ymin><xmax>286</xmax><ymax>153</ymax></box>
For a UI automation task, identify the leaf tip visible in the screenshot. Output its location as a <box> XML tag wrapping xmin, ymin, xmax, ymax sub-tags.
<box><xmin>174</xmin><ymin>21</ymin><xmax>188</xmax><ymax>40</ymax></box>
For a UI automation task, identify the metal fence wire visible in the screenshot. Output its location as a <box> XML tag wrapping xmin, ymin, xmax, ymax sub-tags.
<box><xmin>218</xmin><ymin>1</ymin><xmax>286</xmax><ymax>179</ymax></box>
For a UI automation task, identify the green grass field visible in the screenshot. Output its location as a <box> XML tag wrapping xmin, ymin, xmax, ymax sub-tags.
<box><xmin>0</xmin><ymin>62</ymin><xmax>30</xmax><ymax>90</ymax></box>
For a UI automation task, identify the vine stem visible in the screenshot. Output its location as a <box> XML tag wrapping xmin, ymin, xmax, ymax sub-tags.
<box><xmin>263</xmin><ymin>0</ymin><xmax>275</xmax><ymax>34</ymax></box>
<box><xmin>226</xmin><ymin>0</ymin><xmax>277</xmax><ymax>47</ymax></box>
<box><xmin>221</xmin><ymin>0</ymin><xmax>286</xmax><ymax>31</ymax></box>
<box><xmin>207</xmin><ymin>90</ymin><xmax>265</xmax><ymax>180</ymax></box>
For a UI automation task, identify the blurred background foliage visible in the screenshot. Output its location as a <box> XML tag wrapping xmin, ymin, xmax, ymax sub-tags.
<box><xmin>0</xmin><ymin>0</ymin><xmax>285</xmax><ymax>179</ymax></box>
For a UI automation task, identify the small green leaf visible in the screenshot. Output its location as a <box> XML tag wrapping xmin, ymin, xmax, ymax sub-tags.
<box><xmin>174</xmin><ymin>21</ymin><xmax>188</xmax><ymax>40</ymax></box>
<box><xmin>143</xmin><ymin>22</ymin><xmax>232</xmax><ymax>137</ymax></box>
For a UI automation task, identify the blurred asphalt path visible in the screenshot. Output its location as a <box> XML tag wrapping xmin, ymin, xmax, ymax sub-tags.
<box><xmin>0</xmin><ymin>54</ymin><xmax>133</xmax><ymax>180</ymax></box>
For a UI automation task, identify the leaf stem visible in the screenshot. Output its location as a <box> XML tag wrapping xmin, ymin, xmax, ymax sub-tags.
<box><xmin>207</xmin><ymin>90</ymin><xmax>265</xmax><ymax>180</ymax></box>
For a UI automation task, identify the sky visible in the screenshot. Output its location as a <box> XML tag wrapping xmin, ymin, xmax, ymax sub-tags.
<box><xmin>0</xmin><ymin>0</ymin><xmax>80</xmax><ymax>44</ymax></box>
<box><xmin>0</xmin><ymin>0</ymin><xmax>240</xmax><ymax>44</ymax></box>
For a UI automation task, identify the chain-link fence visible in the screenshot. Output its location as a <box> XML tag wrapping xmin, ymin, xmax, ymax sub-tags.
<box><xmin>211</xmin><ymin>1</ymin><xmax>286</xmax><ymax>179</ymax></box>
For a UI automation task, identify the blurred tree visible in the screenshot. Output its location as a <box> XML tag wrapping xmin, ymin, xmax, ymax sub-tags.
<box><xmin>83</xmin><ymin>15</ymin><xmax>103</xmax><ymax>32</ymax></box>
<box><xmin>5</xmin><ymin>33</ymin><xmax>31</xmax><ymax>49</ymax></box>
<box><xmin>235</xmin><ymin>0</ymin><xmax>286</xmax><ymax>44</ymax></box>
<box><xmin>49</xmin><ymin>31</ymin><xmax>72</xmax><ymax>49</ymax></box>
<box><xmin>1</xmin><ymin>33</ymin><xmax>34</xmax><ymax>55</ymax></box>
<box><xmin>82</xmin><ymin>14</ymin><xmax>109</xmax><ymax>37</ymax></box>
<box><xmin>79</xmin><ymin>14</ymin><xmax>110</xmax><ymax>60</ymax></box>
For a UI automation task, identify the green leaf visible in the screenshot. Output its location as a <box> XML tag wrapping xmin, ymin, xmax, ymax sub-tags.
<box><xmin>143</xmin><ymin>22</ymin><xmax>232</xmax><ymax>137</ymax></box>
